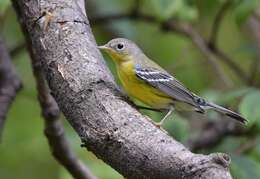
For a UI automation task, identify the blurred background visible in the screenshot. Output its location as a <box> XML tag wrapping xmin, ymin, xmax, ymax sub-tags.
<box><xmin>0</xmin><ymin>0</ymin><xmax>260</xmax><ymax>178</ymax></box>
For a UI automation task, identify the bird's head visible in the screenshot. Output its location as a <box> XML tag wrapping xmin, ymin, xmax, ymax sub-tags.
<box><xmin>98</xmin><ymin>38</ymin><xmax>142</xmax><ymax>63</ymax></box>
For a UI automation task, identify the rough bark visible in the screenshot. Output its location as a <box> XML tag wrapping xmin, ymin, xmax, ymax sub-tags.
<box><xmin>31</xmin><ymin>54</ymin><xmax>97</xmax><ymax>179</ymax></box>
<box><xmin>0</xmin><ymin>36</ymin><xmax>22</xmax><ymax>137</ymax></box>
<box><xmin>12</xmin><ymin>0</ymin><xmax>233</xmax><ymax>178</ymax></box>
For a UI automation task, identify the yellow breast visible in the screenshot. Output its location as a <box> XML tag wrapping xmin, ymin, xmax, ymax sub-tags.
<box><xmin>116</xmin><ymin>61</ymin><xmax>173</xmax><ymax>109</ymax></box>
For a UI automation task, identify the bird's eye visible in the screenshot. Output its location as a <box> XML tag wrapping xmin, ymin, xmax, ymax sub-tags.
<box><xmin>116</xmin><ymin>43</ymin><xmax>124</xmax><ymax>50</ymax></box>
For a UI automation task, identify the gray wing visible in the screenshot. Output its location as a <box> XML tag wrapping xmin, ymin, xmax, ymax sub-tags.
<box><xmin>135</xmin><ymin>65</ymin><xmax>203</xmax><ymax>109</ymax></box>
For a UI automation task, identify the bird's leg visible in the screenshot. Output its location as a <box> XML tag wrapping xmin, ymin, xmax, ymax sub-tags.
<box><xmin>155</xmin><ymin>107</ymin><xmax>174</xmax><ymax>127</ymax></box>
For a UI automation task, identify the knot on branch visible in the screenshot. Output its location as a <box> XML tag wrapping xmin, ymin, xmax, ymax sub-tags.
<box><xmin>181</xmin><ymin>153</ymin><xmax>230</xmax><ymax>178</ymax></box>
<box><xmin>0</xmin><ymin>80</ymin><xmax>22</xmax><ymax>97</ymax></box>
<box><xmin>161</xmin><ymin>22</ymin><xmax>173</xmax><ymax>32</ymax></box>
<box><xmin>41</xmin><ymin>99</ymin><xmax>60</xmax><ymax>120</ymax></box>
<box><xmin>207</xmin><ymin>42</ymin><xmax>216</xmax><ymax>51</ymax></box>
<box><xmin>209</xmin><ymin>153</ymin><xmax>231</xmax><ymax>168</ymax></box>
<box><xmin>44</xmin><ymin>116</ymin><xmax>64</xmax><ymax>139</ymax></box>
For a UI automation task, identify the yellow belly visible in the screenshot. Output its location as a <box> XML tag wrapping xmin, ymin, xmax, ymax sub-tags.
<box><xmin>117</xmin><ymin>61</ymin><xmax>173</xmax><ymax>109</ymax></box>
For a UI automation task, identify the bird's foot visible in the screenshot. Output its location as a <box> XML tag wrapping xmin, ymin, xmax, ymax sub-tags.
<box><xmin>141</xmin><ymin>114</ymin><xmax>169</xmax><ymax>134</ymax></box>
<box><xmin>154</xmin><ymin>121</ymin><xmax>163</xmax><ymax>128</ymax></box>
<box><xmin>36</xmin><ymin>11</ymin><xmax>54</xmax><ymax>31</ymax></box>
<box><xmin>152</xmin><ymin>121</ymin><xmax>168</xmax><ymax>134</ymax></box>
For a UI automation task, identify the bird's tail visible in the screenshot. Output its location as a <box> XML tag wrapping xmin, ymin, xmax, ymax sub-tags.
<box><xmin>201</xmin><ymin>102</ymin><xmax>247</xmax><ymax>124</ymax></box>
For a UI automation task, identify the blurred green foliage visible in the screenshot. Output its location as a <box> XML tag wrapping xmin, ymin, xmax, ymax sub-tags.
<box><xmin>239</xmin><ymin>90</ymin><xmax>260</xmax><ymax>129</ymax></box>
<box><xmin>233</xmin><ymin>0</ymin><xmax>260</xmax><ymax>26</ymax></box>
<box><xmin>0</xmin><ymin>0</ymin><xmax>10</xmax><ymax>15</ymax></box>
<box><xmin>150</xmin><ymin>0</ymin><xmax>198</xmax><ymax>21</ymax></box>
<box><xmin>1</xmin><ymin>0</ymin><xmax>260</xmax><ymax>179</ymax></box>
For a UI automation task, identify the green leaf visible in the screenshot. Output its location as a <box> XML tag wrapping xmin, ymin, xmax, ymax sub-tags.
<box><xmin>231</xmin><ymin>155</ymin><xmax>260</xmax><ymax>179</ymax></box>
<box><xmin>233</xmin><ymin>0</ymin><xmax>260</xmax><ymax>26</ymax></box>
<box><xmin>194</xmin><ymin>0</ymin><xmax>224</xmax><ymax>16</ymax></box>
<box><xmin>202</xmin><ymin>87</ymin><xmax>253</xmax><ymax>105</ymax></box>
<box><xmin>218</xmin><ymin>87</ymin><xmax>253</xmax><ymax>104</ymax></box>
<box><xmin>175</xmin><ymin>3</ymin><xmax>198</xmax><ymax>21</ymax></box>
<box><xmin>0</xmin><ymin>0</ymin><xmax>10</xmax><ymax>14</ymax></box>
<box><xmin>202</xmin><ymin>90</ymin><xmax>221</xmax><ymax>104</ymax></box>
<box><xmin>151</xmin><ymin>0</ymin><xmax>183</xmax><ymax>20</ymax></box>
<box><xmin>248</xmin><ymin>138</ymin><xmax>260</xmax><ymax>163</ymax></box>
<box><xmin>239</xmin><ymin>90</ymin><xmax>260</xmax><ymax>127</ymax></box>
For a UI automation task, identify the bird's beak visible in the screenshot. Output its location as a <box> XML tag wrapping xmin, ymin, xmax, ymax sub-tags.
<box><xmin>98</xmin><ymin>45</ymin><xmax>110</xmax><ymax>51</ymax></box>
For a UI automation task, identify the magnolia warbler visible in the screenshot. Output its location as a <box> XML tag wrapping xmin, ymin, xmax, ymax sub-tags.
<box><xmin>98</xmin><ymin>38</ymin><xmax>247</xmax><ymax>126</ymax></box>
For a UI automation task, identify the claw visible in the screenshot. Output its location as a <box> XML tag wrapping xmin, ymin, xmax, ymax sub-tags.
<box><xmin>43</xmin><ymin>11</ymin><xmax>54</xmax><ymax>31</ymax></box>
<box><xmin>154</xmin><ymin>121</ymin><xmax>163</xmax><ymax>128</ymax></box>
<box><xmin>153</xmin><ymin>121</ymin><xmax>168</xmax><ymax>134</ymax></box>
<box><xmin>37</xmin><ymin>11</ymin><xmax>54</xmax><ymax>31</ymax></box>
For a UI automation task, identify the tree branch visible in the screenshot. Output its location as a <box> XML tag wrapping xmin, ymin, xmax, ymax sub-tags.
<box><xmin>234</xmin><ymin>135</ymin><xmax>259</xmax><ymax>155</ymax></box>
<box><xmin>11</xmin><ymin>1</ymin><xmax>97</xmax><ymax>178</ymax></box>
<box><xmin>211</xmin><ymin>48</ymin><xmax>249</xmax><ymax>82</ymax></box>
<box><xmin>208</xmin><ymin>1</ymin><xmax>231</xmax><ymax>47</ymax></box>
<box><xmin>164</xmin><ymin>22</ymin><xmax>233</xmax><ymax>87</ymax></box>
<box><xmin>31</xmin><ymin>51</ymin><xmax>97</xmax><ymax>179</ymax></box>
<box><xmin>0</xmin><ymin>35</ymin><xmax>22</xmax><ymax>137</ymax></box>
<box><xmin>12</xmin><ymin>0</ymin><xmax>233</xmax><ymax>178</ymax></box>
<box><xmin>187</xmin><ymin>120</ymin><xmax>247</xmax><ymax>152</ymax></box>
<box><xmin>246</xmin><ymin>15</ymin><xmax>260</xmax><ymax>86</ymax></box>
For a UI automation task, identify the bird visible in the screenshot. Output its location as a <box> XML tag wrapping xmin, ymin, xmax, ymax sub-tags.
<box><xmin>98</xmin><ymin>38</ymin><xmax>247</xmax><ymax>126</ymax></box>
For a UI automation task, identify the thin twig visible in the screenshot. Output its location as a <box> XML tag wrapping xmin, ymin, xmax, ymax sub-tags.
<box><xmin>213</xmin><ymin>47</ymin><xmax>249</xmax><ymax>82</ymax></box>
<box><xmin>253</xmin><ymin>10</ymin><xmax>260</xmax><ymax>22</ymax></box>
<box><xmin>165</xmin><ymin>22</ymin><xmax>234</xmax><ymax>87</ymax></box>
<box><xmin>248</xmin><ymin>57</ymin><xmax>259</xmax><ymax>85</ymax></box>
<box><xmin>131</xmin><ymin>0</ymin><xmax>141</xmax><ymax>16</ymax></box>
<box><xmin>186</xmin><ymin>119</ymin><xmax>247</xmax><ymax>151</ymax></box>
<box><xmin>208</xmin><ymin>1</ymin><xmax>231</xmax><ymax>47</ymax></box>
<box><xmin>0</xmin><ymin>36</ymin><xmax>22</xmax><ymax>138</ymax></box>
<box><xmin>234</xmin><ymin>135</ymin><xmax>259</xmax><ymax>155</ymax></box>
<box><xmin>205</xmin><ymin>0</ymin><xmax>247</xmax><ymax>83</ymax></box>
<box><xmin>246</xmin><ymin>15</ymin><xmax>260</xmax><ymax>86</ymax></box>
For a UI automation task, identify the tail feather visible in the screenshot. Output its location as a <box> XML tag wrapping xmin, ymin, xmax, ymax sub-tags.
<box><xmin>202</xmin><ymin>102</ymin><xmax>247</xmax><ymax>124</ymax></box>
